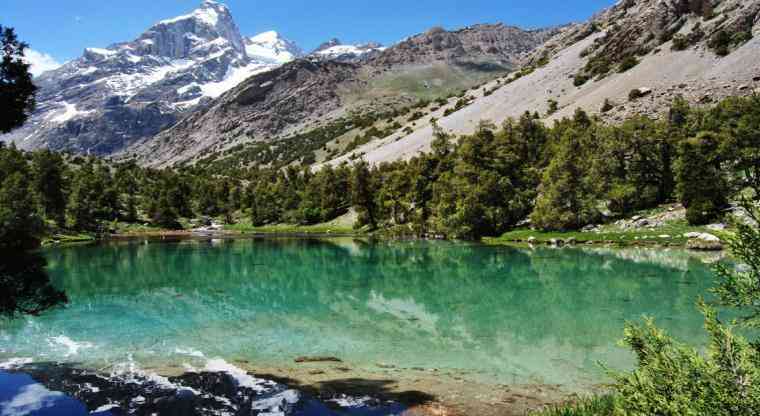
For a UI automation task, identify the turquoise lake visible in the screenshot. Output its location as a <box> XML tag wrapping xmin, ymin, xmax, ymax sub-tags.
<box><xmin>0</xmin><ymin>238</ymin><xmax>719</xmax><ymax>390</ymax></box>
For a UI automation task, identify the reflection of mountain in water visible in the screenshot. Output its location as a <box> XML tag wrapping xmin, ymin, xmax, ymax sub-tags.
<box><xmin>4</xmin><ymin>240</ymin><xmax>717</xmax><ymax>388</ymax></box>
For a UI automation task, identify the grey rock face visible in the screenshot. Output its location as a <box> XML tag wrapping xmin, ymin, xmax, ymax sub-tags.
<box><xmin>127</xmin><ymin>25</ymin><xmax>556</xmax><ymax>166</ymax></box>
<box><xmin>128</xmin><ymin>59</ymin><xmax>361</xmax><ymax>166</ymax></box>
<box><xmin>370</xmin><ymin>24</ymin><xmax>559</xmax><ymax>68</ymax></box>
<box><xmin>1</xmin><ymin>0</ymin><xmax>300</xmax><ymax>156</ymax></box>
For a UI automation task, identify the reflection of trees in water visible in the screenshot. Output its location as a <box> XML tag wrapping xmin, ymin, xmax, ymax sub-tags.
<box><xmin>1</xmin><ymin>251</ymin><xmax>67</xmax><ymax>317</ymax></box>
<box><xmin>43</xmin><ymin>240</ymin><xmax>713</xmax><ymax>355</ymax></box>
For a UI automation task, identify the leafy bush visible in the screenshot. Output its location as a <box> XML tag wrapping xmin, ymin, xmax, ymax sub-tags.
<box><xmin>546</xmin><ymin>99</ymin><xmax>559</xmax><ymax>116</ymax></box>
<box><xmin>573</xmin><ymin>73</ymin><xmax>590</xmax><ymax>87</ymax></box>
<box><xmin>709</xmin><ymin>30</ymin><xmax>732</xmax><ymax>56</ymax></box>
<box><xmin>671</xmin><ymin>34</ymin><xmax>689</xmax><ymax>51</ymax></box>
<box><xmin>532</xmin><ymin>396</ymin><xmax>615</xmax><ymax>416</ymax></box>
<box><xmin>617</xmin><ymin>56</ymin><xmax>639</xmax><ymax>72</ymax></box>
<box><xmin>600</xmin><ymin>98</ymin><xmax>614</xmax><ymax>113</ymax></box>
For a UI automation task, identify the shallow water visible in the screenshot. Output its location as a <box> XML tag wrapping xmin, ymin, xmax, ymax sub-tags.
<box><xmin>1</xmin><ymin>238</ymin><xmax>718</xmax><ymax>390</ymax></box>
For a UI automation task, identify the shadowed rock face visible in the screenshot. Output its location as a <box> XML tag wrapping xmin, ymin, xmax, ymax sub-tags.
<box><xmin>1</xmin><ymin>1</ymin><xmax>301</xmax><ymax>157</ymax></box>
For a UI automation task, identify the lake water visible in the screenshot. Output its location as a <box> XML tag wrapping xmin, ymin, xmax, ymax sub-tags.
<box><xmin>0</xmin><ymin>238</ymin><xmax>718</xmax><ymax>392</ymax></box>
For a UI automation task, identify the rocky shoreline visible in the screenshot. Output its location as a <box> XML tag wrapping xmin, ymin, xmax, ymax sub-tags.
<box><xmin>1</xmin><ymin>358</ymin><xmax>586</xmax><ymax>416</ymax></box>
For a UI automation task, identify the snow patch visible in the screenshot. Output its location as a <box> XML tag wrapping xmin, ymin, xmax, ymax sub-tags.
<box><xmin>159</xmin><ymin>2</ymin><xmax>221</xmax><ymax>27</ymax></box>
<box><xmin>246</xmin><ymin>31</ymin><xmax>302</xmax><ymax>64</ymax></box>
<box><xmin>50</xmin><ymin>102</ymin><xmax>95</xmax><ymax>124</ymax></box>
<box><xmin>198</xmin><ymin>63</ymin><xmax>272</xmax><ymax>98</ymax></box>
<box><xmin>86</xmin><ymin>48</ymin><xmax>117</xmax><ymax>56</ymax></box>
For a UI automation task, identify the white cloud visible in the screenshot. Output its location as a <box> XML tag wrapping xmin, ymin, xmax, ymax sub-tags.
<box><xmin>24</xmin><ymin>49</ymin><xmax>62</xmax><ymax>77</ymax></box>
<box><xmin>0</xmin><ymin>383</ymin><xmax>64</xmax><ymax>416</ymax></box>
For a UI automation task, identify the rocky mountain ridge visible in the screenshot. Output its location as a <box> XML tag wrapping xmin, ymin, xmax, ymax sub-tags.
<box><xmin>1</xmin><ymin>0</ymin><xmax>302</xmax><ymax>155</ymax></box>
<box><xmin>126</xmin><ymin>23</ymin><xmax>558</xmax><ymax>166</ymax></box>
<box><xmin>322</xmin><ymin>0</ymin><xmax>760</xmax><ymax>167</ymax></box>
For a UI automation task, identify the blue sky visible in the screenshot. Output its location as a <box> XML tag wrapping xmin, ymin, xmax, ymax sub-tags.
<box><xmin>4</xmin><ymin>0</ymin><xmax>614</xmax><ymax>72</ymax></box>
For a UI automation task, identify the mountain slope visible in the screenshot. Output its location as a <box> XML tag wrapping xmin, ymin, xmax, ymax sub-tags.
<box><xmin>1</xmin><ymin>1</ymin><xmax>301</xmax><ymax>156</ymax></box>
<box><xmin>323</xmin><ymin>0</ymin><xmax>760</xmax><ymax>166</ymax></box>
<box><xmin>126</xmin><ymin>24</ymin><xmax>559</xmax><ymax>166</ymax></box>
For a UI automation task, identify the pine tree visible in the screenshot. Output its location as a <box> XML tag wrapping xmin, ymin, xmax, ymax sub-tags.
<box><xmin>0</xmin><ymin>172</ymin><xmax>43</xmax><ymax>250</ymax></box>
<box><xmin>0</xmin><ymin>25</ymin><xmax>37</xmax><ymax>134</ymax></box>
<box><xmin>676</xmin><ymin>132</ymin><xmax>729</xmax><ymax>225</ymax></box>
<box><xmin>67</xmin><ymin>163</ymin><xmax>100</xmax><ymax>231</ymax></box>
<box><xmin>32</xmin><ymin>150</ymin><xmax>68</xmax><ymax>227</ymax></box>
<box><xmin>351</xmin><ymin>160</ymin><xmax>378</xmax><ymax>230</ymax></box>
<box><xmin>531</xmin><ymin>127</ymin><xmax>599</xmax><ymax>230</ymax></box>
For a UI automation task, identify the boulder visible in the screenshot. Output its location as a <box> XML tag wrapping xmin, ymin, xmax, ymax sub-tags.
<box><xmin>686</xmin><ymin>233</ymin><xmax>723</xmax><ymax>251</ymax></box>
<box><xmin>706</xmin><ymin>223</ymin><xmax>727</xmax><ymax>231</ymax></box>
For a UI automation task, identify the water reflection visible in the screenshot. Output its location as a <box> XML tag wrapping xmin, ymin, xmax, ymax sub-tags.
<box><xmin>2</xmin><ymin>239</ymin><xmax>716</xmax><ymax>388</ymax></box>
<box><xmin>0</xmin><ymin>251</ymin><xmax>67</xmax><ymax>318</ymax></box>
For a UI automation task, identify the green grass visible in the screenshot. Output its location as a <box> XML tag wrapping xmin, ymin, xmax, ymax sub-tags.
<box><xmin>41</xmin><ymin>233</ymin><xmax>96</xmax><ymax>246</ymax></box>
<box><xmin>531</xmin><ymin>395</ymin><xmax>616</xmax><ymax>416</ymax></box>
<box><xmin>225</xmin><ymin>216</ymin><xmax>359</xmax><ymax>236</ymax></box>
<box><xmin>490</xmin><ymin>219</ymin><xmax>729</xmax><ymax>247</ymax></box>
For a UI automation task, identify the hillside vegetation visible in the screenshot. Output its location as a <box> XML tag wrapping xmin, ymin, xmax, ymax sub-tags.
<box><xmin>2</xmin><ymin>95</ymin><xmax>758</xmax><ymax>244</ymax></box>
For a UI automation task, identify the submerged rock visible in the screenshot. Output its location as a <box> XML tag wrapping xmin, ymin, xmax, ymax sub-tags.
<box><xmin>294</xmin><ymin>356</ymin><xmax>343</xmax><ymax>363</ymax></box>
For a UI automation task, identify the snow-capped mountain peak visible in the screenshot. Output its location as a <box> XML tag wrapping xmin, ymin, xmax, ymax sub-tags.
<box><xmin>245</xmin><ymin>31</ymin><xmax>303</xmax><ymax>64</ymax></box>
<box><xmin>146</xmin><ymin>0</ymin><xmax>246</xmax><ymax>59</ymax></box>
<box><xmin>2</xmin><ymin>0</ymin><xmax>302</xmax><ymax>157</ymax></box>
<box><xmin>312</xmin><ymin>38</ymin><xmax>385</xmax><ymax>61</ymax></box>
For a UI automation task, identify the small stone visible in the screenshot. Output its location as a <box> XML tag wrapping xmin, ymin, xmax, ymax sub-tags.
<box><xmin>706</xmin><ymin>223</ymin><xmax>727</xmax><ymax>231</ymax></box>
<box><xmin>738</xmin><ymin>85</ymin><xmax>750</xmax><ymax>90</ymax></box>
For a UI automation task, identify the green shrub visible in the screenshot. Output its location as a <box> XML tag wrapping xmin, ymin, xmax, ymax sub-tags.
<box><xmin>531</xmin><ymin>395</ymin><xmax>615</xmax><ymax>416</ymax></box>
<box><xmin>573</xmin><ymin>73</ymin><xmax>590</xmax><ymax>87</ymax></box>
<box><xmin>709</xmin><ymin>30</ymin><xmax>732</xmax><ymax>56</ymax></box>
<box><xmin>600</xmin><ymin>98</ymin><xmax>614</xmax><ymax>113</ymax></box>
<box><xmin>546</xmin><ymin>99</ymin><xmax>559</xmax><ymax>116</ymax></box>
<box><xmin>671</xmin><ymin>34</ymin><xmax>689</xmax><ymax>51</ymax></box>
<box><xmin>617</xmin><ymin>56</ymin><xmax>639</xmax><ymax>72</ymax></box>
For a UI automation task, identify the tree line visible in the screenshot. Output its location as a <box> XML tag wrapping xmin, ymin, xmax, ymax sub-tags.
<box><xmin>1</xmin><ymin>95</ymin><xmax>759</xmax><ymax>244</ymax></box>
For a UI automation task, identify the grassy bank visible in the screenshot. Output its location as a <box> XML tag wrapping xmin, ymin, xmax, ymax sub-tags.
<box><xmin>489</xmin><ymin>205</ymin><xmax>731</xmax><ymax>247</ymax></box>
<box><xmin>224</xmin><ymin>212</ymin><xmax>360</xmax><ymax>236</ymax></box>
<box><xmin>489</xmin><ymin>225</ymin><xmax>712</xmax><ymax>247</ymax></box>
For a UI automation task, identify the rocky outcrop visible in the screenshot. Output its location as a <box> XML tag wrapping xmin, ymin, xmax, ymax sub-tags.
<box><xmin>128</xmin><ymin>59</ymin><xmax>361</xmax><ymax>166</ymax></box>
<box><xmin>370</xmin><ymin>24</ymin><xmax>558</xmax><ymax>69</ymax></box>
